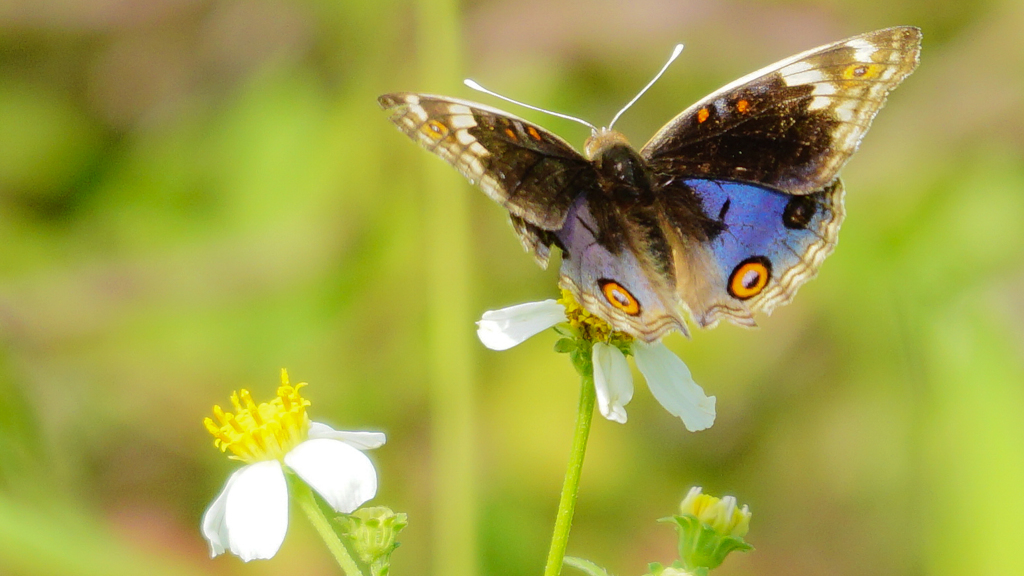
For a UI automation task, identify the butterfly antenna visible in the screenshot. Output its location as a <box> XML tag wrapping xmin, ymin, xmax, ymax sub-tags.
<box><xmin>607</xmin><ymin>43</ymin><xmax>684</xmax><ymax>131</ymax></box>
<box><xmin>464</xmin><ymin>79</ymin><xmax>598</xmax><ymax>132</ymax></box>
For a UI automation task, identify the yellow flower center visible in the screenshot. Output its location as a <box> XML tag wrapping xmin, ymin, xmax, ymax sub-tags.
<box><xmin>204</xmin><ymin>369</ymin><xmax>311</xmax><ymax>464</ymax></box>
<box><xmin>558</xmin><ymin>289</ymin><xmax>634</xmax><ymax>345</ymax></box>
<box><xmin>680</xmin><ymin>488</ymin><xmax>751</xmax><ymax>538</ymax></box>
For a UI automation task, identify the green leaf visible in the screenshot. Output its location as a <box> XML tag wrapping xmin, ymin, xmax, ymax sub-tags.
<box><xmin>564</xmin><ymin>556</ymin><xmax>613</xmax><ymax>576</ymax></box>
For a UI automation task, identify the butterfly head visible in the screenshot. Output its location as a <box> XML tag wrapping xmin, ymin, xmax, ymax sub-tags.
<box><xmin>586</xmin><ymin>128</ymin><xmax>650</xmax><ymax>190</ymax></box>
<box><xmin>584</xmin><ymin>127</ymin><xmax>629</xmax><ymax>159</ymax></box>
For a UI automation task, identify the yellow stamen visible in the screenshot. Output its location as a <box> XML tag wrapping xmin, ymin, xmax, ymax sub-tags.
<box><xmin>204</xmin><ymin>369</ymin><xmax>312</xmax><ymax>464</ymax></box>
<box><xmin>557</xmin><ymin>289</ymin><xmax>634</xmax><ymax>345</ymax></box>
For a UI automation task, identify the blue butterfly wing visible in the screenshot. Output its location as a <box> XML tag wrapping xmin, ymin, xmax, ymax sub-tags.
<box><xmin>668</xmin><ymin>178</ymin><xmax>845</xmax><ymax>329</ymax></box>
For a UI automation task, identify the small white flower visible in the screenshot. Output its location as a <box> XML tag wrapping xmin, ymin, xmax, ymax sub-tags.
<box><xmin>476</xmin><ymin>295</ymin><xmax>716</xmax><ymax>431</ymax></box>
<box><xmin>201</xmin><ymin>371</ymin><xmax>385</xmax><ymax>561</ymax></box>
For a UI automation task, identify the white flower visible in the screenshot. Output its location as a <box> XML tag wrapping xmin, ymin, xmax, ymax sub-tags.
<box><xmin>201</xmin><ymin>372</ymin><xmax>385</xmax><ymax>561</ymax></box>
<box><xmin>476</xmin><ymin>297</ymin><xmax>716</xmax><ymax>431</ymax></box>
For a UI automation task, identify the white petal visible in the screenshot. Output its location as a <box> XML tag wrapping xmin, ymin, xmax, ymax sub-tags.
<box><xmin>476</xmin><ymin>299</ymin><xmax>567</xmax><ymax>350</ymax></box>
<box><xmin>201</xmin><ymin>470</ymin><xmax>235</xmax><ymax>557</ymax></box>
<box><xmin>308</xmin><ymin>422</ymin><xmax>386</xmax><ymax>450</ymax></box>
<box><xmin>592</xmin><ymin>342</ymin><xmax>634</xmax><ymax>423</ymax></box>
<box><xmin>633</xmin><ymin>342</ymin><xmax>716</xmax><ymax>432</ymax></box>
<box><xmin>202</xmin><ymin>461</ymin><xmax>289</xmax><ymax>561</ymax></box>
<box><xmin>285</xmin><ymin>438</ymin><xmax>378</xmax><ymax>514</ymax></box>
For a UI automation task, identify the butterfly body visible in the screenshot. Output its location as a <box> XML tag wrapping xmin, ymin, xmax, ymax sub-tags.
<box><xmin>380</xmin><ymin>26</ymin><xmax>920</xmax><ymax>342</ymax></box>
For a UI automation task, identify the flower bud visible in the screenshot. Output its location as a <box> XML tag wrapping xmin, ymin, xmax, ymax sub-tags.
<box><xmin>665</xmin><ymin>487</ymin><xmax>753</xmax><ymax>571</ymax></box>
<box><xmin>338</xmin><ymin>506</ymin><xmax>408</xmax><ymax>576</ymax></box>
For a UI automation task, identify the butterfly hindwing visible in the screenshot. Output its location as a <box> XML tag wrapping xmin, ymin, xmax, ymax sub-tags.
<box><xmin>555</xmin><ymin>195</ymin><xmax>690</xmax><ymax>340</ymax></box>
<box><xmin>663</xmin><ymin>179</ymin><xmax>845</xmax><ymax>329</ymax></box>
<box><xmin>641</xmin><ymin>26</ymin><xmax>921</xmax><ymax>193</ymax></box>
<box><xmin>378</xmin><ymin>93</ymin><xmax>598</xmax><ymax>231</ymax></box>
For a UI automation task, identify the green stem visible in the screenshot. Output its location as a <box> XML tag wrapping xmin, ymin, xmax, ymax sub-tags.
<box><xmin>543</xmin><ymin>369</ymin><xmax>597</xmax><ymax>576</ymax></box>
<box><xmin>293</xmin><ymin>481</ymin><xmax>366</xmax><ymax>576</ymax></box>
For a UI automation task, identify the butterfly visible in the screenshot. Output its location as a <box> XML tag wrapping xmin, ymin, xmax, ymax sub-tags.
<box><xmin>379</xmin><ymin>26</ymin><xmax>921</xmax><ymax>342</ymax></box>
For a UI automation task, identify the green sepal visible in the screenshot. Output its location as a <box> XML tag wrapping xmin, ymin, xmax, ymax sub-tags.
<box><xmin>613</xmin><ymin>339</ymin><xmax>633</xmax><ymax>358</ymax></box>
<box><xmin>662</xmin><ymin>515</ymin><xmax>753</xmax><ymax>572</ymax></box>
<box><xmin>564</xmin><ymin>556</ymin><xmax>613</xmax><ymax>576</ymax></box>
<box><xmin>554</xmin><ymin>323</ymin><xmax>581</xmax><ymax>339</ymax></box>
<box><xmin>335</xmin><ymin>506</ymin><xmax>409</xmax><ymax>576</ymax></box>
<box><xmin>554</xmin><ymin>338</ymin><xmax>578</xmax><ymax>354</ymax></box>
<box><xmin>644</xmin><ymin>561</ymin><xmax>665</xmax><ymax>576</ymax></box>
<box><xmin>568</xmin><ymin>341</ymin><xmax>593</xmax><ymax>378</ymax></box>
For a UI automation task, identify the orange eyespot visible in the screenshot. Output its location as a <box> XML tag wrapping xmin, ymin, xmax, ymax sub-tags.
<box><xmin>736</xmin><ymin>99</ymin><xmax>750</xmax><ymax>113</ymax></box>
<box><xmin>422</xmin><ymin>120</ymin><xmax>449</xmax><ymax>140</ymax></box>
<box><xmin>697</xmin><ymin>108</ymin><xmax>710</xmax><ymax>123</ymax></box>
<box><xmin>728</xmin><ymin>257</ymin><xmax>771</xmax><ymax>300</ymax></box>
<box><xmin>526</xmin><ymin>126</ymin><xmax>542</xmax><ymax>141</ymax></box>
<box><xmin>504</xmin><ymin>127</ymin><xmax>518</xmax><ymax>141</ymax></box>
<box><xmin>599</xmin><ymin>280</ymin><xmax>641</xmax><ymax>316</ymax></box>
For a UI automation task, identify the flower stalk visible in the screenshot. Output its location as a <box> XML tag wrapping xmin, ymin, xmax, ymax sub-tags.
<box><xmin>544</xmin><ymin>367</ymin><xmax>597</xmax><ymax>576</ymax></box>
<box><xmin>293</xmin><ymin>478</ymin><xmax>366</xmax><ymax>576</ymax></box>
<box><xmin>478</xmin><ymin>290</ymin><xmax>719</xmax><ymax>575</ymax></box>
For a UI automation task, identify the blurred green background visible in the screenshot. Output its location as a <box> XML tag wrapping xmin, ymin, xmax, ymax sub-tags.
<box><xmin>2</xmin><ymin>0</ymin><xmax>1023</xmax><ymax>575</ymax></box>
